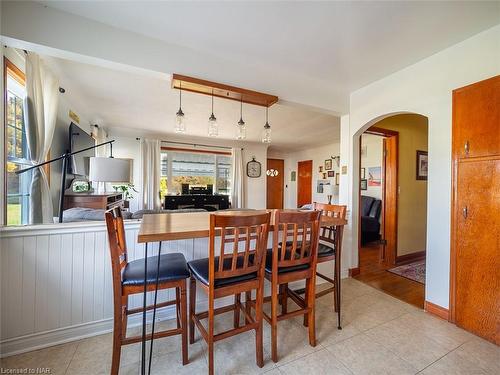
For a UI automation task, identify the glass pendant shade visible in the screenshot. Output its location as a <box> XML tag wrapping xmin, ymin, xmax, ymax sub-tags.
<box><xmin>262</xmin><ymin>123</ymin><xmax>271</xmax><ymax>143</ymax></box>
<box><xmin>175</xmin><ymin>108</ymin><xmax>186</xmax><ymax>133</ymax></box>
<box><xmin>175</xmin><ymin>82</ymin><xmax>186</xmax><ymax>133</ymax></box>
<box><xmin>208</xmin><ymin>113</ymin><xmax>218</xmax><ymax>137</ymax></box>
<box><xmin>236</xmin><ymin>99</ymin><xmax>246</xmax><ymax>140</ymax></box>
<box><xmin>208</xmin><ymin>91</ymin><xmax>218</xmax><ymax>137</ymax></box>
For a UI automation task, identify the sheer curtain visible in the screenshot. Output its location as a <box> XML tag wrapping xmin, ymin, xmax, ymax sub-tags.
<box><xmin>230</xmin><ymin>148</ymin><xmax>245</xmax><ymax>208</ymax></box>
<box><xmin>24</xmin><ymin>52</ymin><xmax>59</xmax><ymax>224</ymax></box>
<box><xmin>140</xmin><ymin>139</ymin><xmax>161</xmax><ymax>210</ymax></box>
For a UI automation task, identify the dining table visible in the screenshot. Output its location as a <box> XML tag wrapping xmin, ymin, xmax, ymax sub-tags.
<box><xmin>136</xmin><ymin>209</ymin><xmax>347</xmax><ymax>374</ymax></box>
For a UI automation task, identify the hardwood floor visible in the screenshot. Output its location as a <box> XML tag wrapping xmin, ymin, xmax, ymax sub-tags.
<box><xmin>354</xmin><ymin>243</ymin><xmax>425</xmax><ymax>308</ymax></box>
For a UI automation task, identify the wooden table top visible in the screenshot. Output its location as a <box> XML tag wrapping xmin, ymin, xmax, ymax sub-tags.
<box><xmin>137</xmin><ymin>210</ymin><xmax>347</xmax><ymax>243</ymax></box>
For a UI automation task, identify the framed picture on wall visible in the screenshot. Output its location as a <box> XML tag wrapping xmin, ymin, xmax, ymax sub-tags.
<box><xmin>361</xmin><ymin>167</ymin><xmax>366</xmax><ymax>179</ymax></box>
<box><xmin>325</xmin><ymin>159</ymin><xmax>332</xmax><ymax>170</ymax></box>
<box><xmin>291</xmin><ymin>171</ymin><xmax>296</xmax><ymax>182</ymax></box>
<box><xmin>360</xmin><ymin>179</ymin><xmax>368</xmax><ymax>190</ymax></box>
<box><xmin>335</xmin><ymin>173</ymin><xmax>340</xmax><ymax>185</ymax></box>
<box><xmin>368</xmin><ymin>166</ymin><xmax>381</xmax><ymax>186</ymax></box>
<box><xmin>416</xmin><ymin>150</ymin><xmax>428</xmax><ymax>180</ymax></box>
<box><xmin>328</xmin><ymin>171</ymin><xmax>334</xmax><ymax>178</ymax></box>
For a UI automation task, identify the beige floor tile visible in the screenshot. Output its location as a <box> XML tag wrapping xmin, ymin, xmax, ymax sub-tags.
<box><xmin>310</xmin><ymin>304</ymin><xmax>360</xmax><ymax>346</ymax></box>
<box><xmin>262</xmin><ymin>369</ymin><xmax>283</xmax><ymax>375</ymax></box>
<box><xmin>0</xmin><ymin>342</ymin><xmax>78</xmax><ymax>375</ymax></box>
<box><xmin>364</xmin><ymin>313</ymin><xmax>453</xmax><ymax>371</ymax></box>
<box><xmin>453</xmin><ymin>338</ymin><xmax>500</xmax><ymax>375</ymax></box>
<box><xmin>325</xmin><ymin>333</ymin><xmax>417</xmax><ymax>375</ymax></box>
<box><xmin>150</xmin><ymin>342</ymin><xmax>207</xmax><ymax>375</ymax></box>
<box><xmin>420</xmin><ymin>349</ymin><xmax>488</xmax><ymax>375</ymax></box>
<box><xmin>277</xmin><ymin>348</ymin><xmax>353</xmax><ymax>375</ymax></box>
<box><xmin>344</xmin><ymin>298</ymin><xmax>408</xmax><ymax>332</ymax></box>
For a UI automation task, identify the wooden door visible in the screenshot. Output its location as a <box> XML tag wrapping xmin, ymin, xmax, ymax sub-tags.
<box><xmin>297</xmin><ymin>160</ymin><xmax>312</xmax><ymax>207</ymax></box>
<box><xmin>266</xmin><ymin>159</ymin><xmax>284</xmax><ymax>209</ymax></box>
<box><xmin>451</xmin><ymin>75</ymin><xmax>500</xmax><ymax>345</ymax></box>
<box><xmin>382</xmin><ymin>135</ymin><xmax>398</xmax><ymax>265</ymax></box>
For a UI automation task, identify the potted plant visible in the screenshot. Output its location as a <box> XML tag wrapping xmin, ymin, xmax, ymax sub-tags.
<box><xmin>113</xmin><ymin>183</ymin><xmax>138</xmax><ymax>209</ymax></box>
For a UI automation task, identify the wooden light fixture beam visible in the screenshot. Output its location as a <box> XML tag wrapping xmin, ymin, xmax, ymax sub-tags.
<box><xmin>171</xmin><ymin>74</ymin><xmax>278</xmax><ymax>107</ymax></box>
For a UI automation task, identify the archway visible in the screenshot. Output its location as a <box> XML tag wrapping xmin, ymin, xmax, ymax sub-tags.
<box><xmin>351</xmin><ymin>112</ymin><xmax>429</xmax><ymax>308</ymax></box>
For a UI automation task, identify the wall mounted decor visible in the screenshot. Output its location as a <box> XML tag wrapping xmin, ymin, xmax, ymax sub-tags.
<box><xmin>319</xmin><ymin>166</ymin><xmax>323</xmax><ymax>173</ymax></box>
<box><xmin>368</xmin><ymin>166</ymin><xmax>382</xmax><ymax>186</ymax></box>
<box><xmin>325</xmin><ymin>159</ymin><xmax>332</xmax><ymax>170</ymax></box>
<box><xmin>416</xmin><ymin>150</ymin><xmax>428</xmax><ymax>180</ymax></box>
<box><xmin>328</xmin><ymin>171</ymin><xmax>334</xmax><ymax>178</ymax></box>
<box><xmin>336</xmin><ymin>173</ymin><xmax>340</xmax><ymax>185</ymax></box>
<box><xmin>291</xmin><ymin>171</ymin><xmax>296</xmax><ymax>181</ymax></box>
<box><xmin>361</xmin><ymin>167</ymin><xmax>366</xmax><ymax>179</ymax></box>
<box><xmin>360</xmin><ymin>179</ymin><xmax>368</xmax><ymax>190</ymax></box>
<box><xmin>246</xmin><ymin>157</ymin><xmax>262</xmax><ymax>178</ymax></box>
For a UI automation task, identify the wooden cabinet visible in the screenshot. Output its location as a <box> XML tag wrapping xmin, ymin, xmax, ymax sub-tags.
<box><xmin>63</xmin><ymin>192</ymin><xmax>124</xmax><ymax>210</ymax></box>
<box><xmin>452</xmin><ymin>76</ymin><xmax>500</xmax><ymax>159</ymax></box>
<box><xmin>451</xmin><ymin>75</ymin><xmax>500</xmax><ymax>345</ymax></box>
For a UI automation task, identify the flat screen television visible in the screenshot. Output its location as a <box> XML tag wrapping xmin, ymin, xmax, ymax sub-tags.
<box><xmin>68</xmin><ymin>122</ymin><xmax>94</xmax><ymax>176</ymax></box>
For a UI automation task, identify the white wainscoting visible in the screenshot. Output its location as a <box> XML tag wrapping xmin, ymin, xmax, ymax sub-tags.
<box><xmin>0</xmin><ymin>220</ymin><xmax>348</xmax><ymax>357</ymax></box>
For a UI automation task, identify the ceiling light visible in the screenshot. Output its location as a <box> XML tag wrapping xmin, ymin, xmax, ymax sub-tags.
<box><xmin>262</xmin><ymin>106</ymin><xmax>271</xmax><ymax>144</ymax></box>
<box><xmin>236</xmin><ymin>97</ymin><xmax>246</xmax><ymax>140</ymax></box>
<box><xmin>175</xmin><ymin>81</ymin><xmax>186</xmax><ymax>133</ymax></box>
<box><xmin>208</xmin><ymin>89</ymin><xmax>218</xmax><ymax>137</ymax></box>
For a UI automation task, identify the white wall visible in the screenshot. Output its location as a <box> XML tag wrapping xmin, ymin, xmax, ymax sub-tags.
<box><xmin>360</xmin><ymin>134</ymin><xmax>383</xmax><ymax>200</ymax></box>
<box><xmin>344</xmin><ymin>25</ymin><xmax>500</xmax><ymax>309</ymax></box>
<box><xmin>268</xmin><ymin>142</ymin><xmax>340</xmax><ymax>208</ymax></box>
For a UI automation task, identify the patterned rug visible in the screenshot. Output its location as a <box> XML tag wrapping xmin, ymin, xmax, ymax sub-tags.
<box><xmin>388</xmin><ymin>260</ymin><xmax>426</xmax><ymax>284</ymax></box>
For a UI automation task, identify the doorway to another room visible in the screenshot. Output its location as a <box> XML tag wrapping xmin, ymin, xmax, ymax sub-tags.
<box><xmin>355</xmin><ymin>114</ymin><xmax>428</xmax><ymax>309</ymax></box>
<box><xmin>266</xmin><ymin>158</ymin><xmax>284</xmax><ymax>209</ymax></box>
<box><xmin>297</xmin><ymin>160</ymin><xmax>312</xmax><ymax>208</ymax></box>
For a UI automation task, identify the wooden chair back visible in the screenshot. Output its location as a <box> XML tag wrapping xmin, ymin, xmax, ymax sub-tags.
<box><xmin>313</xmin><ymin>203</ymin><xmax>346</xmax><ymax>245</ymax></box>
<box><xmin>272</xmin><ymin>210</ymin><xmax>322</xmax><ymax>269</ymax></box>
<box><xmin>105</xmin><ymin>207</ymin><xmax>128</xmax><ymax>296</ymax></box>
<box><xmin>209</xmin><ymin>212</ymin><xmax>271</xmax><ymax>285</ymax></box>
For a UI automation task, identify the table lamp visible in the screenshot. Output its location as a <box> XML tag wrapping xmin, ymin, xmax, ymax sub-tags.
<box><xmin>326</xmin><ymin>183</ymin><xmax>339</xmax><ymax>204</ymax></box>
<box><xmin>89</xmin><ymin>157</ymin><xmax>131</xmax><ymax>193</ymax></box>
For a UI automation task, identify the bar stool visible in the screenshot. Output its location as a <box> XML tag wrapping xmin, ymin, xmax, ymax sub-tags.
<box><xmin>264</xmin><ymin>210</ymin><xmax>321</xmax><ymax>363</ymax></box>
<box><xmin>105</xmin><ymin>208</ymin><xmax>190</xmax><ymax>375</ymax></box>
<box><xmin>312</xmin><ymin>202</ymin><xmax>346</xmax><ymax>329</ymax></box>
<box><xmin>187</xmin><ymin>211</ymin><xmax>271</xmax><ymax>375</ymax></box>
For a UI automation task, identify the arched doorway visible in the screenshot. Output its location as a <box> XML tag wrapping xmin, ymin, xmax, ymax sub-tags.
<box><xmin>352</xmin><ymin>113</ymin><xmax>429</xmax><ymax>308</ymax></box>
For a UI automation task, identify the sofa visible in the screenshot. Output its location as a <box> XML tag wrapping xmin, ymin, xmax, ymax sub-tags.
<box><xmin>361</xmin><ymin>195</ymin><xmax>382</xmax><ymax>245</ymax></box>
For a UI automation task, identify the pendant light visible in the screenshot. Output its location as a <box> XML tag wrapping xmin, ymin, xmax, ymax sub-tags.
<box><xmin>262</xmin><ymin>106</ymin><xmax>271</xmax><ymax>143</ymax></box>
<box><xmin>208</xmin><ymin>89</ymin><xmax>218</xmax><ymax>137</ymax></box>
<box><xmin>236</xmin><ymin>97</ymin><xmax>246</xmax><ymax>140</ymax></box>
<box><xmin>174</xmin><ymin>81</ymin><xmax>186</xmax><ymax>133</ymax></box>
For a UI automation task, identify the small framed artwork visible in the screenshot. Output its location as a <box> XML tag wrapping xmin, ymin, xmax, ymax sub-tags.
<box><xmin>416</xmin><ymin>150</ymin><xmax>428</xmax><ymax>180</ymax></box>
<box><xmin>325</xmin><ymin>159</ymin><xmax>332</xmax><ymax>170</ymax></box>
<box><xmin>327</xmin><ymin>171</ymin><xmax>335</xmax><ymax>178</ymax></box>
<box><xmin>291</xmin><ymin>171</ymin><xmax>296</xmax><ymax>182</ymax></box>
<box><xmin>360</xmin><ymin>179</ymin><xmax>368</xmax><ymax>190</ymax></box>
<box><xmin>319</xmin><ymin>166</ymin><xmax>323</xmax><ymax>173</ymax></box>
<box><xmin>335</xmin><ymin>173</ymin><xmax>340</xmax><ymax>185</ymax></box>
<box><xmin>361</xmin><ymin>167</ymin><xmax>366</xmax><ymax>179</ymax></box>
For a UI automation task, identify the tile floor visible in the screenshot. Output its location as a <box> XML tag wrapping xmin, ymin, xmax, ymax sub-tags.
<box><xmin>1</xmin><ymin>278</ymin><xmax>498</xmax><ymax>374</ymax></box>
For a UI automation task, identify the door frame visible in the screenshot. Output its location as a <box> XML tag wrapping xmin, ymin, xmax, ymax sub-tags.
<box><xmin>358</xmin><ymin>126</ymin><xmax>399</xmax><ymax>266</ymax></box>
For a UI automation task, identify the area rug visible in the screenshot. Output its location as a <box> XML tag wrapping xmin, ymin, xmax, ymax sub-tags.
<box><xmin>388</xmin><ymin>260</ymin><xmax>426</xmax><ymax>284</ymax></box>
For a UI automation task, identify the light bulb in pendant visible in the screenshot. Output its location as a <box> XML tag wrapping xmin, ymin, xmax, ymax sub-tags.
<box><xmin>174</xmin><ymin>81</ymin><xmax>186</xmax><ymax>133</ymax></box>
<box><xmin>236</xmin><ymin>98</ymin><xmax>246</xmax><ymax>140</ymax></box>
<box><xmin>208</xmin><ymin>90</ymin><xmax>218</xmax><ymax>137</ymax></box>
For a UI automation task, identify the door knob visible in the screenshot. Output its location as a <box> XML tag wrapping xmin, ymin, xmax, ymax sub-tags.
<box><xmin>464</xmin><ymin>141</ymin><xmax>470</xmax><ymax>155</ymax></box>
<box><xmin>462</xmin><ymin>206</ymin><xmax>468</xmax><ymax>219</ymax></box>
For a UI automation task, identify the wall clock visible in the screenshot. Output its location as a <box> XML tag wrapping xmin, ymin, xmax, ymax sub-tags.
<box><xmin>246</xmin><ymin>157</ymin><xmax>262</xmax><ymax>178</ymax></box>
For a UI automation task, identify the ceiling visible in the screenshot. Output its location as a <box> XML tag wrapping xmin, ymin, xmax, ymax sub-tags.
<box><xmin>43</xmin><ymin>55</ymin><xmax>340</xmax><ymax>151</ymax></box>
<box><xmin>38</xmin><ymin>1</ymin><xmax>500</xmax><ymax>114</ymax></box>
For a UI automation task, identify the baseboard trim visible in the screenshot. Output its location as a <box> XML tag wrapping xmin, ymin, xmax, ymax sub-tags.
<box><xmin>425</xmin><ymin>301</ymin><xmax>449</xmax><ymax>321</ymax></box>
<box><xmin>348</xmin><ymin>267</ymin><xmax>360</xmax><ymax>277</ymax></box>
<box><xmin>396</xmin><ymin>251</ymin><xmax>426</xmax><ymax>265</ymax></box>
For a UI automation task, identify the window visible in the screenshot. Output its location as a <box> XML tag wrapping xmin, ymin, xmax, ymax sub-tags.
<box><xmin>4</xmin><ymin>58</ymin><xmax>30</xmax><ymax>226</ymax></box>
<box><xmin>160</xmin><ymin>148</ymin><xmax>232</xmax><ymax>198</ymax></box>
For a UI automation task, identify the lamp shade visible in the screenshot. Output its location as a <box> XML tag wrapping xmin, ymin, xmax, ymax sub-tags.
<box><xmin>89</xmin><ymin>157</ymin><xmax>131</xmax><ymax>183</ymax></box>
<box><xmin>325</xmin><ymin>183</ymin><xmax>339</xmax><ymax>196</ymax></box>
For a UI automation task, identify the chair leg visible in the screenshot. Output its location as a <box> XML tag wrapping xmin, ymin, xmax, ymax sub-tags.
<box><xmin>303</xmin><ymin>281</ymin><xmax>309</xmax><ymax>327</ymax></box>
<box><xmin>176</xmin><ymin>287</ymin><xmax>181</xmax><ymax>329</ymax></box>
<box><xmin>189</xmin><ymin>277</ymin><xmax>196</xmax><ymax>344</ymax></box>
<box><xmin>255</xmin><ymin>286</ymin><xmax>264</xmax><ymax>368</ymax></box>
<box><xmin>208</xmin><ymin>296</ymin><xmax>215</xmax><ymax>375</ymax></box>
<box><xmin>245</xmin><ymin>291</ymin><xmax>252</xmax><ymax>324</ymax></box>
<box><xmin>111</xmin><ymin>306</ymin><xmax>123</xmax><ymax>375</ymax></box>
<box><xmin>280</xmin><ymin>283</ymin><xmax>288</xmax><ymax>314</ymax></box>
<box><xmin>271</xmin><ymin>279</ymin><xmax>279</xmax><ymax>363</ymax></box>
<box><xmin>180</xmin><ymin>281</ymin><xmax>189</xmax><ymax>365</ymax></box>
<box><xmin>234</xmin><ymin>293</ymin><xmax>241</xmax><ymax>328</ymax></box>
<box><xmin>306</xmin><ymin>278</ymin><xmax>316</xmax><ymax>347</ymax></box>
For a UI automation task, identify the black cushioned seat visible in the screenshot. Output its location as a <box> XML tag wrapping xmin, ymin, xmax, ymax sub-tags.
<box><xmin>187</xmin><ymin>256</ymin><xmax>257</xmax><ymax>288</ymax></box>
<box><xmin>122</xmin><ymin>253</ymin><xmax>190</xmax><ymax>286</ymax></box>
<box><xmin>280</xmin><ymin>241</ymin><xmax>335</xmax><ymax>258</ymax></box>
<box><xmin>264</xmin><ymin>249</ymin><xmax>310</xmax><ymax>274</ymax></box>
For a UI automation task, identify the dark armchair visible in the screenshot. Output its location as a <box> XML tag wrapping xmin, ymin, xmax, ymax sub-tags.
<box><xmin>361</xmin><ymin>195</ymin><xmax>382</xmax><ymax>245</ymax></box>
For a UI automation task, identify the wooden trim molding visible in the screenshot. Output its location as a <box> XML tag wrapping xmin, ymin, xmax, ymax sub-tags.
<box><xmin>396</xmin><ymin>251</ymin><xmax>426</xmax><ymax>265</ymax></box>
<box><xmin>172</xmin><ymin>74</ymin><xmax>278</xmax><ymax>107</ymax></box>
<box><xmin>160</xmin><ymin>146</ymin><xmax>231</xmax><ymax>156</ymax></box>
<box><xmin>425</xmin><ymin>301</ymin><xmax>450</xmax><ymax>321</ymax></box>
<box><xmin>348</xmin><ymin>267</ymin><xmax>360</xmax><ymax>277</ymax></box>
